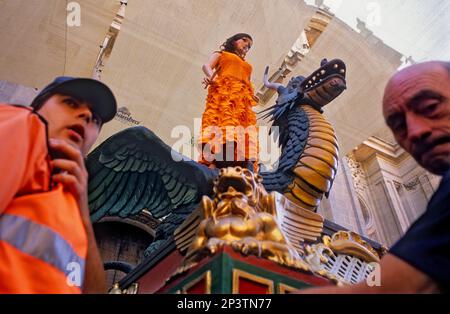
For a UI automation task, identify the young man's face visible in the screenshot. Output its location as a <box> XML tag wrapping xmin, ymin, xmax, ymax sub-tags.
<box><xmin>37</xmin><ymin>94</ymin><xmax>102</xmax><ymax>156</ymax></box>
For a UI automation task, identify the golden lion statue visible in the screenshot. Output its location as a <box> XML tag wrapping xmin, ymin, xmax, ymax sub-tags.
<box><xmin>184</xmin><ymin>166</ymin><xmax>308</xmax><ymax>270</ymax></box>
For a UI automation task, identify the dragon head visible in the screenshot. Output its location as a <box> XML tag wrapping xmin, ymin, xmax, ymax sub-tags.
<box><xmin>259</xmin><ymin>58</ymin><xmax>346</xmax><ymax>123</ymax></box>
<box><xmin>301</xmin><ymin>58</ymin><xmax>347</xmax><ymax>108</ymax></box>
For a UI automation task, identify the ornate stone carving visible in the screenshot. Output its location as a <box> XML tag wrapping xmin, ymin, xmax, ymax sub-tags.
<box><xmin>345</xmin><ymin>153</ymin><xmax>365</xmax><ymax>191</ymax></box>
<box><xmin>403</xmin><ymin>177</ymin><xmax>420</xmax><ymax>191</ymax></box>
<box><xmin>393</xmin><ymin>180</ymin><xmax>403</xmax><ymax>192</ymax></box>
<box><xmin>92</xmin><ymin>0</ymin><xmax>128</xmax><ymax>80</ymax></box>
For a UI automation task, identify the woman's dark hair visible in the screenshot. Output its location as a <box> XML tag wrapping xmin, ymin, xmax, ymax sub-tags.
<box><xmin>220</xmin><ymin>33</ymin><xmax>253</xmax><ymax>54</ymax></box>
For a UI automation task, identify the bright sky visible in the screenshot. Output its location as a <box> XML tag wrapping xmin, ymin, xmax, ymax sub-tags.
<box><xmin>304</xmin><ymin>0</ymin><xmax>450</xmax><ymax>64</ymax></box>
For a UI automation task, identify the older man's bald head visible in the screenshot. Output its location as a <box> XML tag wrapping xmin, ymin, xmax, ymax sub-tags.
<box><xmin>383</xmin><ymin>61</ymin><xmax>449</xmax><ymax>113</ymax></box>
<box><xmin>382</xmin><ymin>61</ymin><xmax>450</xmax><ymax>175</ymax></box>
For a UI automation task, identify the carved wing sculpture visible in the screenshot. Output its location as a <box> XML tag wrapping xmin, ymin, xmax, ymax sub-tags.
<box><xmin>86</xmin><ymin>126</ymin><xmax>218</xmax><ymax>253</ymax></box>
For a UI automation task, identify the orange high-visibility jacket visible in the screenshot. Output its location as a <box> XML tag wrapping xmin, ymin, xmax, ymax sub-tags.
<box><xmin>0</xmin><ymin>104</ymin><xmax>87</xmax><ymax>293</ymax></box>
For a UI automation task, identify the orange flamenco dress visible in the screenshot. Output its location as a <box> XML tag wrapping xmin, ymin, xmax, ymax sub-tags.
<box><xmin>199</xmin><ymin>51</ymin><xmax>259</xmax><ymax>172</ymax></box>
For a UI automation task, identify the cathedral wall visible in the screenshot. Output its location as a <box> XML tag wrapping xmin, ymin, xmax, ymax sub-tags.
<box><xmin>0</xmin><ymin>0</ymin><xmax>119</xmax><ymax>88</ymax></box>
<box><xmin>318</xmin><ymin>158</ymin><xmax>365</xmax><ymax>237</ymax></box>
<box><xmin>333</xmin><ymin>139</ymin><xmax>445</xmax><ymax>247</ymax></box>
<box><xmin>295</xmin><ymin>17</ymin><xmax>402</xmax><ymax>154</ymax></box>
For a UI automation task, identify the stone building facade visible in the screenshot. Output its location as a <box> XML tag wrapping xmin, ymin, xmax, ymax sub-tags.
<box><xmin>318</xmin><ymin>134</ymin><xmax>441</xmax><ymax>247</ymax></box>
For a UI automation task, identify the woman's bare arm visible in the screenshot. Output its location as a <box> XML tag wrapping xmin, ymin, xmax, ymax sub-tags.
<box><xmin>202</xmin><ymin>52</ymin><xmax>221</xmax><ymax>88</ymax></box>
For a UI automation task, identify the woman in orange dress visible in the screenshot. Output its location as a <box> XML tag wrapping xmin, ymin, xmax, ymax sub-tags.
<box><xmin>199</xmin><ymin>33</ymin><xmax>259</xmax><ymax>172</ymax></box>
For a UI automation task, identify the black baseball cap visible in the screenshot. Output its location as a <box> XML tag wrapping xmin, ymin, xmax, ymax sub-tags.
<box><xmin>31</xmin><ymin>76</ymin><xmax>117</xmax><ymax>123</ymax></box>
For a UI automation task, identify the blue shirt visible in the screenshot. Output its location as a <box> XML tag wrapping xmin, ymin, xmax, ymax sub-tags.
<box><xmin>390</xmin><ymin>169</ymin><xmax>450</xmax><ymax>291</ymax></box>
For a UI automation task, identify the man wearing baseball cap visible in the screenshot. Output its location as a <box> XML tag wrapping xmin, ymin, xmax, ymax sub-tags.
<box><xmin>0</xmin><ymin>76</ymin><xmax>117</xmax><ymax>293</ymax></box>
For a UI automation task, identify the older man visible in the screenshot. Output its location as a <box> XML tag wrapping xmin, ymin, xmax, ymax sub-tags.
<box><xmin>299</xmin><ymin>61</ymin><xmax>450</xmax><ymax>293</ymax></box>
<box><xmin>0</xmin><ymin>77</ymin><xmax>117</xmax><ymax>293</ymax></box>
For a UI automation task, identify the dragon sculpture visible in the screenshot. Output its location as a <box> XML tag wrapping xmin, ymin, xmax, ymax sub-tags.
<box><xmin>260</xmin><ymin>58</ymin><xmax>346</xmax><ymax>211</ymax></box>
<box><xmin>86</xmin><ymin>59</ymin><xmax>346</xmax><ymax>256</ymax></box>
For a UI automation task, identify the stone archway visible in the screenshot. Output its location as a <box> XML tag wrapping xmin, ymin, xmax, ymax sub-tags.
<box><xmin>93</xmin><ymin>211</ymin><xmax>159</xmax><ymax>287</ymax></box>
<box><xmin>357</xmin><ymin>196</ymin><xmax>378</xmax><ymax>242</ymax></box>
